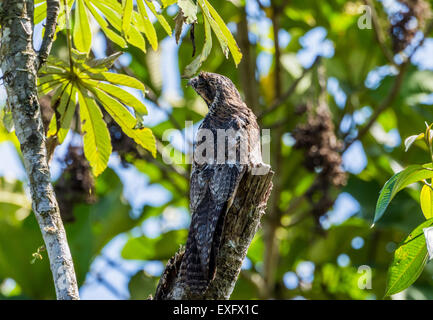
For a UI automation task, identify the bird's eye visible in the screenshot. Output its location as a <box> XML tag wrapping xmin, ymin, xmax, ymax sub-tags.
<box><xmin>197</xmin><ymin>79</ymin><xmax>206</xmax><ymax>88</ymax></box>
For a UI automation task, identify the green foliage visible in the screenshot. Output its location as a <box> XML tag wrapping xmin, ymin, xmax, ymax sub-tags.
<box><xmin>35</xmin><ymin>0</ymin><xmax>241</xmax><ymax>70</ymax></box>
<box><xmin>0</xmin><ymin>169</ymin><xmax>143</xmax><ymax>298</ymax></box>
<box><xmin>36</xmin><ymin>0</ymin><xmax>171</xmax><ymax>53</ymax></box>
<box><xmin>375</xmin><ymin>122</ymin><xmax>433</xmax><ymax>296</ymax></box>
<box><xmin>33</xmin><ymin>0</ymin><xmax>242</xmax><ymax>177</ymax></box>
<box><xmin>122</xmin><ymin>230</ymin><xmax>187</xmax><ymax>260</ymax></box>
<box><xmin>38</xmin><ymin>51</ymin><xmax>156</xmax><ymax>175</ymax></box>
<box><xmin>374</xmin><ymin>164</ymin><xmax>433</xmax><ymax>225</ymax></box>
<box><xmin>3</xmin><ymin>0</ymin><xmax>433</xmax><ymax>301</ymax></box>
<box><xmin>128</xmin><ymin>270</ymin><xmax>159</xmax><ymax>299</ymax></box>
<box><xmin>385</xmin><ymin>219</ymin><xmax>433</xmax><ymax>297</ymax></box>
<box><xmin>420</xmin><ymin>185</ymin><xmax>433</xmax><ymax>220</ymax></box>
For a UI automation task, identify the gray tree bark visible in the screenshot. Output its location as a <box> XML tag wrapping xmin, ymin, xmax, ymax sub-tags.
<box><xmin>155</xmin><ymin>165</ymin><xmax>273</xmax><ymax>300</ymax></box>
<box><xmin>0</xmin><ymin>0</ymin><xmax>79</xmax><ymax>300</ymax></box>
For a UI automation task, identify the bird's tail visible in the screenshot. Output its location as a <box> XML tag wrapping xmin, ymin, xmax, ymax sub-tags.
<box><xmin>181</xmin><ymin>231</ymin><xmax>209</xmax><ymax>296</ymax></box>
<box><xmin>180</xmin><ymin>203</ymin><xmax>226</xmax><ymax>296</ymax></box>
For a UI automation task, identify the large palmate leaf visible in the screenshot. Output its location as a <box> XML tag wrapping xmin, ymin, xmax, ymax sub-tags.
<box><xmin>35</xmin><ymin>0</ymin><xmax>173</xmax><ymax>55</ymax></box>
<box><xmin>38</xmin><ymin>51</ymin><xmax>156</xmax><ymax>176</ymax></box>
<box><xmin>374</xmin><ymin>164</ymin><xmax>433</xmax><ymax>225</ymax></box>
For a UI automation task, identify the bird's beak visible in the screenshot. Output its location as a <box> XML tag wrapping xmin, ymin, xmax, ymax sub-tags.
<box><xmin>187</xmin><ymin>77</ymin><xmax>198</xmax><ymax>88</ymax></box>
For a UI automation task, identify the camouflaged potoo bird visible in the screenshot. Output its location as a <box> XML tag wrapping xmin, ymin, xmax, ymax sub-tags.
<box><xmin>181</xmin><ymin>71</ymin><xmax>263</xmax><ymax>296</ymax></box>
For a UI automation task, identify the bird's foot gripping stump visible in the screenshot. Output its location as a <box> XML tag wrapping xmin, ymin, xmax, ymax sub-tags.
<box><xmin>155</xmin><ymin>164</ymin><xmax>274</xmax><ymax>300</ymax></box>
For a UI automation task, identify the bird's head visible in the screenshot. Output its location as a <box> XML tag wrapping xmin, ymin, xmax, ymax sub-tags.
<box><xmin>188</xmin><ymin>71</ymin><xmax>238</xmax><ymax>106</ymax></box>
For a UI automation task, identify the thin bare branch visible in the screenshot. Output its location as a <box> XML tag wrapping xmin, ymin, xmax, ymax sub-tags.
<box><xmin>37</xmin><ymin>0</ymin><xmax>60</xmax><ymax>69</ymax></box>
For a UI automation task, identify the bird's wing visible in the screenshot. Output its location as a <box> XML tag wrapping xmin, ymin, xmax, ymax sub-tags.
<box><xmin>191</xmin><ymin>164</ymin><xmax>246</xmax><ymax>279</ymax></box>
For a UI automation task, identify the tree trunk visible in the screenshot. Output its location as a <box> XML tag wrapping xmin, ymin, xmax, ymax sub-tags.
<box><xmin>0</xmin><ymin>0</ymin><xmax>79</xmax><ymax>300</ymax></box>
<box><xmin>155</xmin><ymin>165</ymin><xmax>273</xmax><ymax>300</ymax></box>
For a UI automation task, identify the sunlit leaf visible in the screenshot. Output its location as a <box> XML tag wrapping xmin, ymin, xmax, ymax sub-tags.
<box><xmin>144</xmin><ymin>0</ymin><xmax>172</xmax><ymax>36</ymax></box>
<box><xmin>202</xmin><ymin>0</ymin><xmax>242</xmax><ymax>65</ymax></box>
<box><xmin>198</xmin><ymin>0</ymin><xmax>228</xmax><ymax>58</ymax></box>
<box><xmin>77</xmin><ymin>89</ymin><xmax>112</xmax><ymax>176</ymax></box>
<box><xmin>74</xmin><ymin>0</ymin><xmax>92</xmax><ymax>54</ymax></box>
<box><xmin>81</xmin><ymin>78</ymin><xmax>148</xmax><ymax>116</ymax></box>
<box><xmin>178</xmin><ymin>0</ymin><xmax>198</xmax><ymax>24</ymax></box>
<box><xmin>421</xmin><ymin>185</ymin><xmax>433</xmax><ymax>220</ymax></box>
<box><xmin>47</xmin><ymin>83</ymin><xmax>77</xmax><ymax>143</ymax></box>
<box><xmin>122</xmin><ymin>0</ymin><xmax>133</xmax><ymax>35</ymax></box>
<box><xmin>136</xmin><ymin>0</ymin><xmax>158</xmax><ymax>50</ymax></box>
<box><xmin>85</xmin><ymin>72</ymin><xmax>146</xmax><ymax>92</ymax></box>
<box><xmin>404</xmin><ymin>133</ymin><xmax>425</xmax><ymax>152</ymax></box>
<box><xmin>160</xmin><ymin>0</ymin><xmax>177</xmax><ymax>7</ymax></box>
<box><xmin>85</xmin><ymin>1</ymin><xmax>127</xmax><ymax>48</ymax></box>
<box><xmin>84</xmin><ymin>86</ymin><xmax>156</xmax><ymax>157</ymax></box>
<box><xmin>183</xmin><ymin>16</ymin><xmax>212</xmax><ymax>77</ymax></box>
<box><xmin>374</xmin><ymin>164</ymin><xmax>433</xmax><ymax>225</ymax></box>
<box><xmin>385</xmin><ymin>219</ymin><xmax>433</xmax><ymax>296</ymax></box>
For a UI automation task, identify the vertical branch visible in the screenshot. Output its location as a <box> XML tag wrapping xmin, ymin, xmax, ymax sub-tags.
<box><xmin>37</xmin><ymin>0</ymin><xmax>60</xmax><ymax>69</ymax></box>
<box><xmin>0</xmin><ymin>0</ymin><xmax>79</xmax><ymax>300</ymax></box>
<box><xmin>237</xmin><ymin>5</ymin><xmax>260</xmax><ymax>113</ymax></box>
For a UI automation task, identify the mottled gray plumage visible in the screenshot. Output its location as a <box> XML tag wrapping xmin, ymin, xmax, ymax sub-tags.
<box><xmin>181</xmin><ymin>72</ymin><xmax>262</xmax><ymax>295</ymax></box>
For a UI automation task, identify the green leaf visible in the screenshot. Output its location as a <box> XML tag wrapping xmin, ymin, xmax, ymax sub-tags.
<box><xmin>85</xmin><ymin>2</ymin><xmax>127</xmax><ymax>48</ymax></box>
<box><xmin>161</xmin><ymin>0</ymin><xmax>177</xmax><ymax>7</ymax></box>
<box><xmin>121</xmin><ymin>230</ymin><xmax>187</xmax><ymax>260</ymax></box>
<box><xmin>128</xmin><ymin>270</ymin><xmax>158</xmax><ymax>299</ymax></box>
<box><xmin>183</xmin><ymin>15</ymin><xmax>212</xmax><ymax>77</ymax></box>
<box><xmin>178</xmin><ymin>0</ymin><xmax>197</xmax><ymax>24</ymax></box>
<box><xmin>92</xmin><ymin>0</ymin><xmax>122</xmax><ymax>30</ymax></box>
<box><xmin>34</xmin><ymin>1</ymin><xmax>47</xmax><ymax>25</ymax></box>
<box><xmin>73</xmin><ymin>0</ymin><xmax>92</xmax><ymax>54</ymax></box>
<box><xmin>374</xmin><ymin>164</ymin><xmax>433</xmax><ymax>225</ymax></box>
<box><xmin>84</xmin><ymin>86</ymin><xmax>156</xmax><ymax>156</ymax></box>
<box><xmin>77</xmin><ymin>89</ymin><xmax>112</xmax><ymax>176</ymax></box>
<box><xmin>136</xmin><ymin>0</ymin><xmax>158</xmax><ymax>50</ymax></box>
<box><xmin>47</xmin><ymin>83</ymin><xmax>77</xmax><ymax>143</ymax></box>
<box><xmin>86</xmin><ymin>72</ymin><xmax>146</xmax><ymax>92</ymax></box>
<box><xmin>385</xmin><ymin>219</ymin><xmax>433</xmax><ymax>296</ymax></box>
<box><xmin>202</xmin><ymin>0</ymin><xmax>242</xmax><ymax>65</ymax></box>
<box><xmin>125</xmin><ymin>23</ymin><xmax>148</xmax><ymax>52</ymax></box>
<box><xmin>198</xmin><ymin>0</ymin><xmax>228</xmax><ymax>58</ymax></box>
<box><xmin>81</xmin><ymin>78</ymin><xmax>148</xmax><ymax>116</ymax></box>
<box><xmin>86</xmin><ymin>52</ymin><xmax>123</xmax><ymax>69</ymax></box>
<box><xmin>144</xmin><ymin>0</ymin><xmax>172</xmax><ymax>36</ymax></box>
<box><xmin>404</xmin><ymin>133</ymin><xmax>425</xmax><ymax>152</ymax></box>
<box><xmin>122</xmin><ymin>0</ymin><xmax>133</xmax><ymax>35</ymax></box>
<box><xmin>421</xmin><ymin>185</ymin><xmax>433</xmax><ymax>220</ymax></box>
